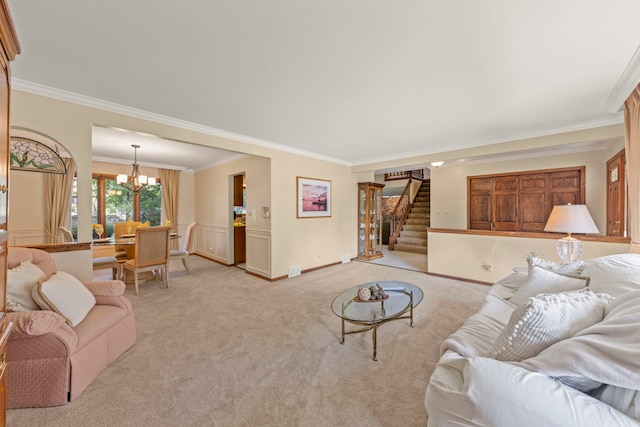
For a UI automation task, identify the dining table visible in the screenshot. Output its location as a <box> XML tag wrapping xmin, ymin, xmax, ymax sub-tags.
<box><xmin>92</xmin><ymin>232</ymin><xmax>180</xmax><ymax>284</ymax></box>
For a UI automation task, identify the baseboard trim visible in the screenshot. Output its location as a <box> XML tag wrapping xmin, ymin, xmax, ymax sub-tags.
<box><xmin>194</xmin><ymin>253</ymin><xmax>232</xmax><ymax>266</ymax></box>
<box><xmin>426</xmin><ymin>272</ymin><xmax>492</xmax><ymax>286</ymax></box>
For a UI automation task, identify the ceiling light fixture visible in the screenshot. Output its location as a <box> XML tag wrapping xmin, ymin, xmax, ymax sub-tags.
<box><xmin>117</xmin><ymin>144</ymin><xmax>156</xmax><ymax>193</ymax></box>
<box><xmin>430</xmin><ymin>161</ymin><xmax>444</xmax><ymax>168</ymax></box>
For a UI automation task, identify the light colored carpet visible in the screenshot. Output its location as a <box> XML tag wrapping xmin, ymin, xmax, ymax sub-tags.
<box><xmin>365</xmin><ymin>245</ymin><xmax>428</xmax><ymax>273</ymax></box>
<box><xmin>7</xmin><ymin>256</ymin><xmax>489</xmax><ymax>427</ymax></box>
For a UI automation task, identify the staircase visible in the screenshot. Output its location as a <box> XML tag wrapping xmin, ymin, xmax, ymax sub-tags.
<box><xmin>393</xmin><ymin>181</ymin><xmax>430</xmax><ymax>254</ymax></box>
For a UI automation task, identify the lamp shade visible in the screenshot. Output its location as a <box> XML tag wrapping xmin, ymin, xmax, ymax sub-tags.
<box><xmin>543</xmin><ymin>204</ymin><xmax>599</xmax><ymax>234</ymax></box>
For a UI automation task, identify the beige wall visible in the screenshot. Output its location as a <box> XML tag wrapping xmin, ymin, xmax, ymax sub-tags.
<box><xmin>430</xmin><ymin>142</ymin><xmax>625</xmax><ymax>232</ymax></box>
<box><xmin>10</xmin><ymin>90</ymin><xmax>360</xmax><ymax>280</ymax></box>
<box><xmin>426</xmin><ymin>139</ymin><xmax>628</xmax><ymax>281</ymax></box>
<box><xmin>194</xmin><ymin>155</ymin><xmax>271</xmax><ymax>275</ymax></box>
<box><xmin>270</xmin><ymin>152</ymin><xmax>356</xmax><ymax>278</ymax></box>
<box><xmin>8</xmin><ymin>170</ymin><xmax>47</xmax><ymax>244</ymax></box>
<box><xmin>428</xmin><ymin>232</ymin><xmax>628</xmax><ymax>282</ymax></box>
<box><xmin>10</xmin><ymin>89</ymin><xmax>628</xmax><ymax>283</ymax></box>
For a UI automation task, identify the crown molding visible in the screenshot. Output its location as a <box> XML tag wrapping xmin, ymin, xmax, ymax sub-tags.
<box><xmin>604</xmin><ymin>44</ymin><xmax>640</xmax><ymax>113</ymax></box>
<box><xmin>11</xmin><ymin>79</ymin><xmax>352</xmax><ymax>166</ymax></box>
<box><xmin>352</xmin><ymin>116</ymin><xmax>624</xmax><ymax>167</ymax></box>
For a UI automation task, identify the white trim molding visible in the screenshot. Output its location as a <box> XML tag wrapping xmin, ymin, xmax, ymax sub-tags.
<box><xmin>604</xmin><ymin>44</ymin><xmax>640</xmax><ymax>113</ymax></box>
<box><xmin>11</xmin><ymin>79</ymin><xmax>351</xmax><ymax>167</ymax></box>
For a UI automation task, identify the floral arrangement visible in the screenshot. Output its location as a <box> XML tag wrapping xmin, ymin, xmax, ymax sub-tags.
<box><xmin>92</xmin><ymin>223</ymin><xmax>104</xmax><ymax>237</ymax></box>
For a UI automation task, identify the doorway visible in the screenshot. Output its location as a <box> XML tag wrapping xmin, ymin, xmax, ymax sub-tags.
<box><xmin>232</xmin><ymin>173</ymin><xmax>246</xmax><ymax>269</ymax></box>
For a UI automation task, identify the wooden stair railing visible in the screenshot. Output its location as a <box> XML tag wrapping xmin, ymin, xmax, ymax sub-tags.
<box><xmin>388</xmin><ymin>179</ymin><xmax>412</xmax><ymax>250</ymax></box>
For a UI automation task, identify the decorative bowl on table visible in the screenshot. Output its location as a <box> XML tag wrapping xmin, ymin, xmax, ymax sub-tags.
<box><xmin>354</xmin><ymin>284</ymin><xmax>389</xmax><ymax>302</ymax></box>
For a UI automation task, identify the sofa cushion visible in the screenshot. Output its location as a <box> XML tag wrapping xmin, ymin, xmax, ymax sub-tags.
<box><xmin>489</xmin><ymin>289</ymin><xmax>612</xmax><ymax>362</ymax></box>
<box><xmin>32</xmin><ymin>271</ymin><xmax>96</xmax><ymax>327</ymax></box>
<box><xmin>581</xmin><ymin>253</ymin><xmax>640</xmax><ymax>298</ymax></box>
<box><xmin>528</xmin><ymin>256</ymin><xmax>587</xmax><ymax>277</ymax></box>
<box><xmin>510</xmin><ymin>266</ymin><xmax>588</xmax><ymax>306</ymax></box>
<box><xmin>7</xmin><ymin>260</ymin><xmax>46</xmax><ymax>311</ymax></box>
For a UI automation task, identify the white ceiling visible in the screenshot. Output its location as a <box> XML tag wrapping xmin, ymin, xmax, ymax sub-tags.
<box><xmin>91</xmin><ymin>126</ymin><xmax>246</xmax><ymax>171</ymax></box>
<box><xmin>6</xmin><ymin>1</ymin><xmax>640</xmax><ymax>169</ymax></box>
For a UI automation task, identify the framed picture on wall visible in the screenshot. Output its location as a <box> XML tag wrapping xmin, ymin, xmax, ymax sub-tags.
<box><xmin>297</xmin><ymin>177</ymin><xmax>331</xmax><ymax>218</ymax></box>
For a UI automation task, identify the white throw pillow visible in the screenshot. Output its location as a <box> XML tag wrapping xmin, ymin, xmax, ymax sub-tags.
<box><xmin>581</xmin><ymin>253</ymin><xmax>640</xmax><ymax>298</ymax></box>
<box><xmin>528</xmin><ymin>256</ymin><xmax>587</xmax><ymax>277</ymax></box>
<box><xmin>489</xmin><ymin>289</ymin><xmax>612</xmax><ymax>362</ymax></box>
<box><xmin>510</xmin><ymin>266</ymin><xmax>588</xmax><ymax>306</ymax></box>
<box><xmin>32</xmin><ymin>271</ymin><xmax>96</xmax><ymax>327</ymax></box>
<box><xmin>7</xmin><ymin>260</ymin><xmax>45</xmax><ymax>311</ymax></box>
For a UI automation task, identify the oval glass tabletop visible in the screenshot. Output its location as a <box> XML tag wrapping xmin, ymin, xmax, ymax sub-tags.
<box><xmin>331</xmin><ymin>281</ymin><xmax>423</xmax><ymax>323</ymax></box>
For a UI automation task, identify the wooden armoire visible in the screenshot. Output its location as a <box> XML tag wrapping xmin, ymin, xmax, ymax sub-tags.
<box><xmin>0</xmin><ymin>1</ymin><xmax>20</xmax><ymax>423</ymax></box>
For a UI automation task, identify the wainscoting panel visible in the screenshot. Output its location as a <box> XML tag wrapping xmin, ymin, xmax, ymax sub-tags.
<box><xmin>193</xmin><ymin>225</ymin><xmax>229</xmax><ymax>264</ymax></box>
<box><xmin>9</xmin><ymin>228</ymin><xmax>48</xmax><ymax>246</ymax></box>
<box><xmin>246</xmin><ymin>228</ymin><xmax>271</xmax><ymax>278</ymax></box>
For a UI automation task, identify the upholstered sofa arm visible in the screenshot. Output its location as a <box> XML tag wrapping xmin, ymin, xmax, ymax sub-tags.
<box><xmin>426</xmin><ymin>354</ymin><xmax>638</xmax><ymax>427</ymax></box>
<box><xmin>6</xmin><ymin>310</ymin><xmax>72</xmax><ymax>339</ymax></box>
<box><xmin>83</xmin><ymin>280</ymin><xmax>132</xmax><ymax>312</ymax></box>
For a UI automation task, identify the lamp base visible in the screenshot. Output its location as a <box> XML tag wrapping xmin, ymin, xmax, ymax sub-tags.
<box><xmin>556</xmin><ymin>236</ymin><xmax>583</xmax><ymax>263</ymax></box>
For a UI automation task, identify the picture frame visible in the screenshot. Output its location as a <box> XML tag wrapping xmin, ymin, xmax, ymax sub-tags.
<box><xmin>296</xmin><ymin>177</ymin><xmax>331</xmax><ymax>218</ymax></box>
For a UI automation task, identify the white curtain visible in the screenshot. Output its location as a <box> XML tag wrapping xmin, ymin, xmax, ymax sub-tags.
<box><xmin>159</xmin><ymin>168</ymin><xmax>179</xmax><ymax>249</ymax></box>
<box><xmin>44</xmin><ymin>158</ymin><xmax>77</xmax><ymax>243</ymax></box>
<box><xmin>624</xmin><ymin>86</ymin><xmax>640</xmax><ymax>254</ymax></box>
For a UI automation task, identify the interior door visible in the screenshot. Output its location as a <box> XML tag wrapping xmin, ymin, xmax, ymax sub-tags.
<box><xmin>606</xmin><ymin>149</ymin><xmax>626</xmax><ymax>237</ymax></box>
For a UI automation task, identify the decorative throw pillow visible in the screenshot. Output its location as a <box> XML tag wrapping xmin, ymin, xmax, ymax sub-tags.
<box><xmin>510</xmin><ymin>266</ymin><xmax>588</xmax><ymax>306</ymax></box>
<box><xmin>7</xmin><ymin>260</ymin><xmax>46</xmax><ymax>311</ymax></box>
<box><xmin>527</xmin><ymin>256</ymin><xmax>587</xmax><ymax>277</ymax></box>
<box><xmin>32</xmin><ymin>271</ymin><xmax>96</xmax><ymax>327</ymax></box>
<box><xmin>489</xmin><ymin>289</ymin><xmax>612</xmax><ymax>362</ymax></box>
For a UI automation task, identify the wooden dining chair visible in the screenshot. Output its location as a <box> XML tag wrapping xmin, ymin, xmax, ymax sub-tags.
<box><xmin>170</xmin><ymin>222</ymin><xmax>196</xmax><ymax>273</ymax></box>
<box><xmin>113</xmin><ymin>221</ymin><xmax>144</xmax><ymax>260</ymax></box>
<box><xmin>122</xmin><ymin>225</ymin><xmax>171</xmax><ymax>295</ymax></box>
<box><xmin>58</xmin><ymin>226</ymin><xmax>74</xmax><ymax>243</ymax></box>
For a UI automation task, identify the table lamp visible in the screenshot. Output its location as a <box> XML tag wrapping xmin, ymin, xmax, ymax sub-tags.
<box><xmin>543</xmin><ymin>204</ymin><xmax>599</xmax><ymax>263</ymax></box>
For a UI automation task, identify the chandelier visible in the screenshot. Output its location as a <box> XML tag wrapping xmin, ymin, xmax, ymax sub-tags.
<box><xmin>116</xmin><ymin>144</ymin><xmax>156</xmax><ymax>193</ymax></box>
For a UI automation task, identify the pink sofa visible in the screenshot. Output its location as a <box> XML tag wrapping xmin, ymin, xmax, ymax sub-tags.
<box><xmin>6</xmin><ymin>248</ymin><xmax>136</xmax><ymax>408</ymax></box>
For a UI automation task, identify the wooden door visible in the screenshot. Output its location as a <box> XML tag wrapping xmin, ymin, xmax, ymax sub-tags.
<box><xmin>606</xmin><ymin>149</ymin><xmax>626</xmax><ymax>236</ymax></box>
<box><xmin>468</xmin><ymin>177</ymin><xmax>493</xmax><ymax>230</ymax></box>
<box><xmin>548</xmin><ymin>169</ymin><xmax>582</xmax><ymax>209</ymax></box>
<box><xmin>0</xmin><ymin>46</ymin><xmax>7</xmax><ymax>426</ymax></box>
<box><xmin>233</xmin><ymin>174</ymin><xmax>244</xmax><ymax>207</ymax></box>
<box><xmin>0</xmin><ymin>2</ymin><xmax>20</xmax><ymax>421</ymax></box>
<box><xmin>519</xmin><ymin>173</ymin><xmax>547</xmax><ymax>232</ymax></box>
<box><xmin>492</xmin><ymin>176</ymin><xmax>518</xmax><ymax>231</ymax></box>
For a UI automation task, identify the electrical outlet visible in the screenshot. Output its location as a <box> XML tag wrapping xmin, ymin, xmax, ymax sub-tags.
<box><xmin>288</xmin><ymin>266</ymin><xmax>302</xmax><ymax>278</ymax></box>
<box><xmin>341</xmin><ymin>254</ymin><xmax>351</xmax><ymax>263</ymax></box>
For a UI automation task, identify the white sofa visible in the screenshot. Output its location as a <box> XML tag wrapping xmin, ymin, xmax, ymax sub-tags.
<box><xmin>425</xmin><ymin>253</ymin><xmax>640</xmax><ymax>427</ymax></box>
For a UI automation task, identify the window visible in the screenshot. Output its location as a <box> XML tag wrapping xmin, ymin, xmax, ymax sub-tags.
<box><xmin>92</xmin><ymin>174</ymin><xmax>162</xmax><ymax>237</ymax></box>
<box><xmin>71</xmin><ymin>176</ymin><xmax>78</xmax><ymax>239</ymax></box>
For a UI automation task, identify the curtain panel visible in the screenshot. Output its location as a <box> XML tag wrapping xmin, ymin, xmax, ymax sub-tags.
<box><xmin>44</xmin><ymin>158</ymin><xmax>77</xmax><ymax>243</ymax></box>
<box><xmin>159</xmin><ymin>168</ymin><xmax>179</xmax><ymax>249</ymax></box>
<box><xmin>624</xmin><ymin>86</ymin><xmax>640</xmax><ymax>254</ymax></box>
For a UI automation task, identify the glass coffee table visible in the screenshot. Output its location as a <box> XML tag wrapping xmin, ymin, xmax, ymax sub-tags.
<box><xmin>331</xmin><ymin>281</ymin><xmax>423</xmax><ymax>361</ymax></box>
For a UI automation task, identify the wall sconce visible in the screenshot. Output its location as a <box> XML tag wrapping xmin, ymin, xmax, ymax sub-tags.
<box><xmin>430</xmin><ymin>161</ymin><xmax>444</xmax><ymax>168</ymax></box>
